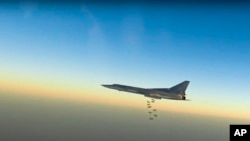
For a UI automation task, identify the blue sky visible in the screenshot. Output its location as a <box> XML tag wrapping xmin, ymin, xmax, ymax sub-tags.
<box><xmin>1</xmin><ymin>4</ymin><xmax>250</xmax><ymax>119</ymax></box>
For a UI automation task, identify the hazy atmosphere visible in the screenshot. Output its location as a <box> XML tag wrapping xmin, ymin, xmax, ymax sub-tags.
<box><xmin>0</xmin><ymin>2</ymin><xmax>250</xmax><ymax>141</ymax></box>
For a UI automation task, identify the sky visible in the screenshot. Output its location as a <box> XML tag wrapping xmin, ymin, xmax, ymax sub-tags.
<box><xmin>0</xmin><ymin>2</ymin><xmax>250</xmax><ymax>141</ymax></box>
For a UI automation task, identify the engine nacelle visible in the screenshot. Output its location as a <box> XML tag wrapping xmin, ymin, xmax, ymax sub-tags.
<box><xmin>178</xmin><ymin>95</ymin><xmax>186</xmax><ymax>100</ymax></box>
<box><xmin>145</xmin><ymin>93</ymin><xmax>162</xmax><ymax>99</ymax></box>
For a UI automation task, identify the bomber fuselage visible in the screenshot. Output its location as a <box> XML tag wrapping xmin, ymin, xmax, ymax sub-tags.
<box><xmin>102</xmin><ymin>84</ymin><xmax>186</xmax><ymax>100</ymax></box>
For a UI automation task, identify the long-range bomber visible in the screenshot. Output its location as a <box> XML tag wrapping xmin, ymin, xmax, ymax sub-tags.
<box><xmin>102</xmin><ymin>81</ymin><xmax>190</xmax><ymax>100</ymax></box>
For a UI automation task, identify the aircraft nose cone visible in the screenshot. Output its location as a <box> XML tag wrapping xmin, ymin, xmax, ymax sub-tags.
<box><xmin>102</xmin><ymin>84</ymin><xmax>110</xmax><ymax>88</ymax></box>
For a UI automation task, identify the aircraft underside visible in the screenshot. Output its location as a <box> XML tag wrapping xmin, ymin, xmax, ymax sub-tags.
<box><xmin>145</xmin><ymin>93</ymin><xmax>186</xmax><ymax>100</ymax></box>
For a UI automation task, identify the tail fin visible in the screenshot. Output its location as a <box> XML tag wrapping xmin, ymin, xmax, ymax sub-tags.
<box><xmin>169</xmin><ymin>81</ymin><xmax>190</xmax><ymax>95</ymax></box>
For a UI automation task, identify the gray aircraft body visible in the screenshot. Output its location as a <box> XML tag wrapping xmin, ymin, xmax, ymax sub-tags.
<box><xmin>102</xmin><ymin>81</ymin><xmax>190</xmax><ymax>100</ymax></box>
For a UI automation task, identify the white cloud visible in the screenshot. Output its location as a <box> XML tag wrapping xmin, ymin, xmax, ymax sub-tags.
<box><xmin>80</xmin><ymin>5</ymin><xmax>96</xmax><ymax>23</ymax></box>
<box><xmin>20</xmin><ymin>2</ymin><xmax>38</xmax><ymax>19</ymax></box>
<box><xmin>121</xmin><ymin>14</ymin><xmax>145</xmax><ymax>49</ymax></box>
<box><xmin>80</xmin><ymin>5</ymin><xmax>105</xmax><ymax>48</ymax></box>
<box><xmin>80</xmin><ymin>5</ymin><xmax>109</xmax><ymax>66</ymax></box>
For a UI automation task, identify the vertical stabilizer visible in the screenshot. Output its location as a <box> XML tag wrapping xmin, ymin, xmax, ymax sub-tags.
<box><xmin>169</xmin><ymin>81</ymin><xmax>190</xmax><ymax>94</ymax></box>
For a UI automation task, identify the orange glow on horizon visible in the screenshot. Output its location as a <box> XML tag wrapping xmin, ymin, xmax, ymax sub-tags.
<box><xmin>0</xmin><ymin>73</ymin><xmax>249</xmax><ymax>121</ymax></box>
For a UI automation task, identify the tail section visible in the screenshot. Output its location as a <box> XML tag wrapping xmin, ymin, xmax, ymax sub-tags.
<box><xmin>169</xmin><ymin>81</ymin><xmax>190</xmax><ymax>95</ymax></box>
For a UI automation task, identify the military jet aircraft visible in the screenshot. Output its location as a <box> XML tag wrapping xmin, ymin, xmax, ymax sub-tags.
<box><xmin>102</xmin><ymin>81</ymin><xmax>190</xmax><ymax>100</ymax></box>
